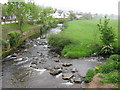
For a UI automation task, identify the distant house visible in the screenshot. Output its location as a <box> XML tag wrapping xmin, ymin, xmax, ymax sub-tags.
<box><xmin>51</xmin><ymin>10</ymin><xmax>70</xmax><ymax>18</ymax></box>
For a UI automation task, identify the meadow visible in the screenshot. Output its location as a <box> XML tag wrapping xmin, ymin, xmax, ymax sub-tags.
<box><xmin>59</xmin><ymin>19</ymin><xmax>118</xmax><ymax>58</ymax></box>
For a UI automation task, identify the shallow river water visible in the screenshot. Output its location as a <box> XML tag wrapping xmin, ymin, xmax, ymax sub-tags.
<box><xmin>1</xmin><ymin>24</ymin><xmax>105</xmax><ymax>88</ymax></box>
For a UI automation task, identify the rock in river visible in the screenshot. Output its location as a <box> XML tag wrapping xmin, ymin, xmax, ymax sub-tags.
<box><xmin>50</xmin><ymin>69</ymin><xmax>62</xmax><ymax>76</ymax></box>
<box><xmin>62</xmin><ymin>63</ymin><xmax>72</xmax><ymax>67</ymax></box>
<box><xmin>31</xmin><ymin>60</ymin><xmax>37</xmax><ymax>65</ymax></box>
<box><xmin>30</xmin><ymin>64</ymin><xmax>37</xmax><ymax>68</ymax></box>
<box><xmin>71</xmin><ymin>68</ymin><xmax>78</xmax><ymax>73</ymax></box>
<box><xmin>24</xmin><ymin>49</ymin><xmax>28</xmax><ymax>52</ymax></box>
<box><xmin>62</xmin><ymin>73</ymin><xmax>74</xmax><ymax>80</ymax></box>
<box><xmin>54</xmin><ymin>59</ymin><xmax>60</xmax><ymax>62</ymax></box>
<box><xmin>12</xmin><ymin>53</ymin><xmax>17</xmax><ymax>57</ymax></box>
<box><xmin>74</xmin><ymin>77</ymin><xmax>82</xmax><ymax>83</ymax></box>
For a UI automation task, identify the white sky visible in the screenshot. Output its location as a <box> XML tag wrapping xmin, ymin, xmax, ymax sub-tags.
<box><xmin>0</xmin><ymin>0</ymin><xmax>119</xmax><ymax>15</ymax></box>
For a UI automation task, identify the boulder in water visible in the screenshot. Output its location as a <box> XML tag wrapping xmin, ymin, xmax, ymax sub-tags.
<box><xmin>62</xmin><ymin>73</ymin><xmax>74</xmax><ymax>80</ymax></box>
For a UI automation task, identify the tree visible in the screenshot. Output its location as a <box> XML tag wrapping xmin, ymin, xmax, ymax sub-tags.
<box><xmin>82</xmin><ymin>12</ymin><xmax>92</xmax><ymax>20</ymax></box>
<box><xmin>27</xmin><ymin>1</ymin><xmax>41</xmax><ymax>25</ymax></box>
<box><xmin>97</xmin><ymin>16</ymin><xmax>115</xmax><ymax>54</ymax></box>
<box><xmin>7</xmin><ymin>1</ymin><xmax>29</xmax><ymax>33</ymax></box>
<box><xmin>69</xmin><ymin>11</ymin><xmax>76</xmax><ymax>20</ymax></box>
<box><xmin>40</xmin><ymin>7</ymin><xmax>54</xmax><ymax>26</ymax></box>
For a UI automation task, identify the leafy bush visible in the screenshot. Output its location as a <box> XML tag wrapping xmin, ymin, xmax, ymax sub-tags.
<box><xmin>0</xmin><ymin>38</ymin><xmax>6</xmax><ymax>46</ymax></box>
<box><xmin>97</xmin><ymin>16</ymin><xmax>115</xmax><ymax>54</ymax></box>
<box><xmin>49</xmin><ymin>23</ymin><xmax>57</xmax><ymax>28</ymax></box>
<box><xmin>99</xmin><ymin>71</ymin><xmax>119</xmax><ymax>84</ymax></box>
<box><xmin>99</xmin><ymin>55</ymin><xmax>119</xmax><ymax>73</ymax></box>
<box><xmin>85</xmin><ymin>69</ymin><xmax>96</xmax><ymax>83</ymax></box>
<box><xmin>109</xmin><ymin>54</ymin><xmax>120</xmax><ymax>62</ymax></box>
<box><xmin>97</xmin><ymin>16</ymin><xmax>115</xmax><ymax>45</ymax></box>
<box><xmin>61</xmin><ymin>22</ymin><xmax>68</xmax><ymax>30</ymax></box>
<box><xmin>8</xmin><ymin>32</ymin><xmax>21</xmax><ymax>47</ymax></box>
<box><xmin>48</xmin><ymin>34</ymin><xmax>73</xmax><ymax>52</ymax></box>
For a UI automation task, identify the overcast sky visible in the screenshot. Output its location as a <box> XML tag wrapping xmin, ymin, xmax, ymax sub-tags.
<box><xmin>0</xmin><ymin>0</ymin><xmax>119</xmax><ymax>15</ymax></box>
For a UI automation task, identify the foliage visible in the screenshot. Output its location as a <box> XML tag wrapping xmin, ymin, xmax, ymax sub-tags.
<box><xmin>27</xmin><ymin>2</ymin><xmax>41</xmax><ymax>25</ymax></box>
<box><xmin>99</xmin><ymin>55</ymin><xmax>119</xmax><ymax>73</ymax></box>
<box><xmin>69</xmin><ymin>11</ymin><xmax>77</xmax><ymax>20</ymax></box>
<box><xmin>85</xmin><ymin>54</ymin><xmax>119</xmax><ymax>84</ymax></box>
<box><xmin>54</xmin><ymin>19</ymin><xmax>118</xmax><ymax>58</ymax></box>
<box><xmin>98</xmin><ymin>71</ymin><xmax>119</xmax><ymax>84</ymax></box>
<box><xmin>0</xmin><ymin>38</ymin><xmax>6</xmax><ymax>46</ymax></box>
<box><xmin>8</xmin><ymin>32</ymin><xmax>21</xmax><ymax>47</ymax></box>
<box><xmin>62</xmin><ymin>44</ymin><xmax>92</xmax><ymax>58</ymax></box>
<box><xmin>2</xmin><ymin>4</ymin><xmax>8</xmax><ymax>17</ymax></box>
<box><xmin>97</xmin><ymin>16</ymin><xmax>115</xmax><ymax>54</ymax></box>
<box><xmin>48</xmin><ymin>34</ymin><xmax>73</xmax><ymax>52</ymax></box>
<box><xmin>81</xmin><ymin>13</ymin><xmax>92</xmax><ymax>20</ymax></box>
<box><xmin>61</xmin><ymin>22</ymin><xmax>68</xmax><ymax>30</ymax></box>
<box><xmin>7</xmin><ymin>1</ymin><xmax>29</xmax><ymax>32</ymax></box>
<box><xmin>85</xmin><ymin>69</ymin><xmax>97</xmax><ymax>83</ymax></box>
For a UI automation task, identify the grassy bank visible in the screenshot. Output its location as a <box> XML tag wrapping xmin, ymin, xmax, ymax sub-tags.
<box><xmin>2</xmin><ymin>23</ymin><xmax>40</xmax><ymax>40</ymax></box>
<box><xmin>48</xmin><ymin>19</ymin><xmax>118</xmax><ymax>58</ymax></box>
<box><xmin>85</xmin><ymin>54</ymin><xmax>119</xmax><ymax>86</ymax></box>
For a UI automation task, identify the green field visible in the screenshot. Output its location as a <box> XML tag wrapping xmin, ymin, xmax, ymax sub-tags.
<box><xmin>60</xmin><ymin>19</ymin><xmax>118</xmax><ymax>58</ymax></box>
<box><xmin>1</xmin><ymin>23</ymin><xmax>40</xmax><ymax>40</ymax></box>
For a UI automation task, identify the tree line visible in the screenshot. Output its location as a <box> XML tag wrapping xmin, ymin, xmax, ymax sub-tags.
<box><xmin>1</xmin><ymin>1</ymin><xmax>55</xmax><ymax>33</ymax></box>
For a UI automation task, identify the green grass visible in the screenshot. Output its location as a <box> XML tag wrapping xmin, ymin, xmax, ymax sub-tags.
<box><xmin>85</xmin><ymin>54</ymin><xmax>119</xmax><ymax>84</ymax></box>
<box><xmin>60</xmin><ymin>19</ymin><xmax>118</xmax><ymax>58</ymax></box>
<box><xmin>2</xmin><ymin>23</ymin><xmax>40</xmax><ymax>40</ymax></box>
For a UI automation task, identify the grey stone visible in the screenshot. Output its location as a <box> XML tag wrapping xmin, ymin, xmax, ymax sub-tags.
<box><xmin>12</xmin><ymin>53</ymin><xmax>17</xmax><ymax>57</ymax></box>
<box><xmin>62</xmin><ymin>63</ymin><xmax>72</xmax><ymax>67</ymax></box>
<box><xmin>74</xmin><ymin>77</ymin><xmax>82</xmax><ymax>83</ymax></box>
<box><xmin>38</xmin><ymin>53</ymin><xmax>43</xmax><ymax>56</ymax></box>
<box><xmin>50</xmin><ymin>69</ymin><xmax>62</xmax><ymax>76</ymax></box>
<box><xmin>54</xmin><ymin>59</ymin><xmax>60</xmax><ymax>62</ymax></box>
<box><xmin>62</xmin><ymin>73</ymin><xmax>74</xmax><ymax>80</ymax></box>
<box><xmin>30</xmin><ymin>64</ymin><xmax>37</xmax><ymax>68</ymax></box>
<box><xmin>31</xmin><ymin>60</ymin><xmax>37</xmax><ymax>65</ymax></box>
<box><xmin>54</xmin><ymin>65</ymin><xmax>62</xmax><ymax>69</ymax></box>
<box><xmin>41</xmin><ymin>59</ymin><xmax>47</xmax><ymax>62</ymax></box>
<box><xmin>71</xmin><ymin>68</ymin><xmax>78</xmax><ymax>73</ymax></box>
<box><xmin>24</xmin><ymin>49</ymin><xmax>28</xmax><ymax>52</ymax></box>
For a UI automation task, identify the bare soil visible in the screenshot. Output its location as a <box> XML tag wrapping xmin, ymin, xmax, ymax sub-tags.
<box><xmin>85</xmin><ymin>73</ymin><xmax>118</xmax><ymax>88</ymax></box>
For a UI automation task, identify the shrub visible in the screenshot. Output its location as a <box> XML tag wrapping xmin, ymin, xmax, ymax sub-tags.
<box><xmin>85</xmin><ymin>69</ymin><xmax>96</xmax><ymax>83</ymax></box>
<box><xmin>109</xmin><ymin>54</ymin><xmax>120</xmax><ymax>62</ymax></box>
<box><xmin>61</xmin><ymin>22</ymin><xmax>68</xmax><ymax>30</ymax></box>
<box><xmin>0</xmin><ymin>38</ymin><xmax>6</xmax><ymax>46</ymax></box>
<box><xmin>99</xmin><ymin>71</ymin><xmax>119</xmax><ymax>84</ymax></box>
<box><xmin>99</xmin><ymin>55</ymin><xmax>119</xmax><ymax>73</ymax></box>
<box><xmin>49</xmin><ymin>23</ymin><xmax>57</xmax><ymax>28</ymax></box>
<box><xmin>48</xmin><ymin>34</ymin><xmax>73</xmax><ymax>52</ymax></box>
<box><xmin>8</xmin><ymin>32</ymin><xmax>21</xmax><ymax>47</ymax></box>
<box><xmin>97</xmin><ymin>16</ymin><xmax>115</xmax><ymax>54</ymax></box>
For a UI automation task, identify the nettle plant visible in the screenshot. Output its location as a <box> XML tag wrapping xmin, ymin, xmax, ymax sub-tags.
<box><xmin>97</xmin><ymin>16</ymin><xmax>115</xmax><ymax>54</ymax></box>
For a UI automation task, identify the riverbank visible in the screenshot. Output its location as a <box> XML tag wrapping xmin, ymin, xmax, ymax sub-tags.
<box><xmin>2</xmin><ymin>25</ymin><xmax>105</xmax><ymax>88</ymax></box>
<box><xmin>48</xmin><ymin>19</ymin><xmax>118</xmax><ymax>58</ymax></box>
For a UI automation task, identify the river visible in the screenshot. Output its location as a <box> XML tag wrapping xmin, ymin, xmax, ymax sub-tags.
<box><xmin>1</xmin><ymin>24</ymin><xmax>105</xmax><ymax>88</ymax></box>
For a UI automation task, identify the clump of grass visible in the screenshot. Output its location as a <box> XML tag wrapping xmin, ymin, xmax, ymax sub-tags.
<box><xmin>62</xmin><ymin>44</ymin><xmax>93</xmax><ymax>58</ymax></box>
<box><xmin>98</xmin><ymin>71</ymin><xmax>119</xmax><ymax>84</ymax></box>
<box><xmin>85</xmin><ymin>54</ymin><xmax>120</xmax><ymax>84</ymax></box>
<box><xmin>48</xmin><ymin>34</ymin><xmax>74</xmax><ymax>53</ymax></box>
<box><xmin>85</xmin><ymin>69</ymin><xmax>97</xmax><ymax>83</ymax></box>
